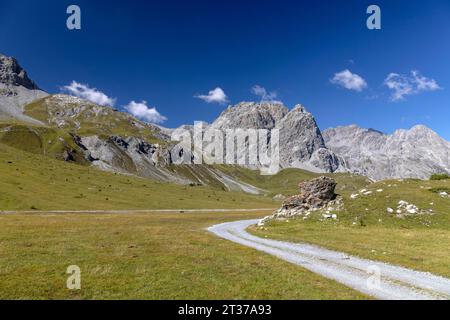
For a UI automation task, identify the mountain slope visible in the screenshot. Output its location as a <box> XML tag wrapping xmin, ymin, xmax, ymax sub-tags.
<box><xmin>0</xmin><ymin>54</ymin><xmax>48</xmax><ymax>123</ymax></box>
<box><xmin>25</xmin><ymin>94</ymin><xmax>168</xmax><ymax>143</ymax></box>
<box><xmin>323</xmin><ymin>125</ymin><xmax>450</xmax><ymax>180</ymax></box>
<box><xmin>0</xmin><ymin>141</ymin><xmax>274</xmax><ymax>211</ymax></box>
<box><xmin>3</xmin><ymin>53</ymin><xmax>450</xmax><ymax>183</ymax></box>
<box><xmin>22</xmin><ymin>95</ymin><xmax>268</xmax><ymax>191</ymax></box>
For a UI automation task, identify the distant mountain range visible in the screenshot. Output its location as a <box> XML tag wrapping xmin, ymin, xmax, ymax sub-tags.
<box><xmin>323</xmin><ymin>125</ymin><xmax>450</xmax><ymax>180</ymax></box>
<box><xmin>1</xmin><ymin>53</ymin><xmax>449</xmax><ymax>182</ymax></box>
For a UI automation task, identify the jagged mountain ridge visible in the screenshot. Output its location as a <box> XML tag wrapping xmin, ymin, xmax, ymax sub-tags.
<box><xmin>22</xmin><ymin>94</ymin><xmax>264</xmax><ymax>192</ymax></box>
<box><xmin>0</xmin><ymin>55</ymin><xmax>41</xmax><ymax>90</ymax></box>
<box><xmin>323</xmin><ymin>125</ymin><xmax>450</xmax><ymax>180</ymax></box>
<box><xmin>0</xmin><ymin>55</ymin><xmax>267</xmax><ymax>193</ymax></box>
<box><xmin>210</xmin><ymin>102</ymin><xmax>340</xmax><ymax>173</ymax></box>
<box><xmin>1</xmin><ymin>53</ymin><xmax>449</xmax><ymax>183</ymax></box>
<box><xmin>0</xmin><ymin>54</ymin><xmax>48</xmax><ymax>124</ymax></box>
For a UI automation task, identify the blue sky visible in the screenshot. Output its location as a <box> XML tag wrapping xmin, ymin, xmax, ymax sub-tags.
<box><xmin>1</xmin><ymin>0</ymin><xmax>450</xmax><ymax>138</ymax></box>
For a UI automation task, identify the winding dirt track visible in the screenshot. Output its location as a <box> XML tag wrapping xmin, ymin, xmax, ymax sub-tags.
<box><xmin>208</xmin><ymin>219</ymin><xmax>450</xmax><ymax>300</ymax></box>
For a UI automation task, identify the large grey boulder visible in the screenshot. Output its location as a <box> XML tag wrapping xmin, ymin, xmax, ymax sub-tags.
<box><xmin>258</xmin><ymin>176</ymin><xmax>341</xmax><ymax>225</ymax></box>
<box><xmin>283</xmin><ymin>176</ymin><xmax>337</xmax><ymax>209</ymax></box>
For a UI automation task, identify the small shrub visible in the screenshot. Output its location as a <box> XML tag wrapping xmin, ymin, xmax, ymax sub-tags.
<box><xmin>429</xmin><ymin>187</ymin><xmax>450</xmax><ymax>194</ymax></box>
<box><xmin>359</xmin><ymin>219</ymin><xmax>367</xmax><ymax>227</ymax></box>
<box><xmin>430</xmin><ymin>174</ymin><xmax>450</xmax><ymax>181</ymax></box>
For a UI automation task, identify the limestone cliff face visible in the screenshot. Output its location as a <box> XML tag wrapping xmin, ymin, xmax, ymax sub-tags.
<box><xmin>0</xmin><ymin>54</ymin><xmax>41</xmax><ymax>90</ymax></box>
<box><xmin>323</xmin><ymin>125</ymin><xmax>450</xmax><ymax>180</ymax></box>
<box><xmin>210</xmin><ymin>102</ymin><xmax>340</xmax><ymax>173</ymax></box>
<box><xmin>0</xmin><ymin>54</ymin><xmax>48</xmax><ymax>123</ymax></box>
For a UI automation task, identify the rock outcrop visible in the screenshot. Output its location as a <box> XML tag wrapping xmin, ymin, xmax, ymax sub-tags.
<box><xmin>0</xmin><ymin>53</ymin><xmax>48</xmax><ymax>123</ymax></box>
<box><xmin>323</xmin><ymin>125</ymin><xmax>450</xmax><ymax>180</ymax></box>
<box><xmin>0</xmin><ymin>55</ymin><xmax>41</xmax><ymax>90</ymax></box>
<box><xmin>259</xmin><ymin>176</ymin><xmax>342</xmax><ymax>225</ymax></box>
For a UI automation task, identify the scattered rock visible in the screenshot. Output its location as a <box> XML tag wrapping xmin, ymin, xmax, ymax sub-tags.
<box><xmin>393</xmin><ymin>200</ymin><xmax>427</xmax><ymax>217</ymax></box>
<box><xmin>62</xmin><ymin>149</ymin><xmax>76</xmax><ymax>162</ymax></box>
<box><xmin>272</xmin><ymin>194</ymin><xmax>286</xmax><ymax>201</ymax></box>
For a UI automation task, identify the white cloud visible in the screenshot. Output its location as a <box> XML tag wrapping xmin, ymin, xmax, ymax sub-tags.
<box><xmin>411</xmin><ymin>70</ymin><xmax>440</xmax><ymax>91</ymax></box>
<box><xmin>124</xmin><ymin>100</ymin><xmax>167</xmax><ymax>124</ymax></box>
<box><xmin>62</xmin><ymin>81</ymin><xmax>116</xmax><ymax>106</ymax></box>
<box><xmin>195</xmin><ymin>87</ymin><xmax>229</xmax><ymax>104</ymax></box>
<box><xmin>384</xmin><ymin>73</ymin><xmax>414</xmax><ymax>101</ymax></box>
<box><xmin>384</xmin><ymin>71</ymin><xmax>441</xmax><ymax>101</ymax></box>
<box><xmin>251</xmin><ymin>85</ymin><xmax>282</xmax><ymax>103</ymax></box>
<box><xmin>331</xmin><ymin>69</ymin><xmax>368</xmax><ymax>92</ymax></box>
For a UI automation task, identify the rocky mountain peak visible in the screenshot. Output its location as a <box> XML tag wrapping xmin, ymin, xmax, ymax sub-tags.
<box><xmin>291</xmin><ymin>104</ymin><xmax>308</xmax><ymax>113</ymax></box>
<box><xmin>324</xmin><ymin>124</ymin><xmax>450</xmax><ymax>180</ymax></box>
<box><xmin>209</xmin><ymin>101</ymin><xmax>340</xmax><ymax>173</ymax></box>
<box><xmin>397</xmin><ymin>124</ymin><xmax>437</xmax><ymax>137</ymax></box>
<box><xmin>211</xmin><ymin>101</ymin><xmax>289</xmax><ymax>130</ymax></box>
<box><xmin>0</xmin><ymin>54</ymin><xmax>40</xmax><ymax>90</ymax></box>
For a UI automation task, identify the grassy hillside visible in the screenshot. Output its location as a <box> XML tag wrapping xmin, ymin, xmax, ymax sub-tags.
<box><xmin>24</xmin><ymin>95</ymin><xmax>166</xmax><ymax>144</ymax></box>
<box><xmin>0</xmin><ymin>130</ymin><xmax>371</xmax><ymax>211</ymax></box>
<box><xmin>215</xmin><ymin>165</ymin><xmax>370</xmax><ymax>197</ymax></box>
<box><xmin>0</xmin><ymin>142</ymin><xmax>277</xmax><ymax>211</ymax></box>
<box><xmin>0</xmin><ymin>122</ymin><xmax>87</xmax><ymax>163</ymax></box>
<box><xmin>251</xmin><ymin>178</ymin><xmax>450</xmax><ymax>278</ymax></box>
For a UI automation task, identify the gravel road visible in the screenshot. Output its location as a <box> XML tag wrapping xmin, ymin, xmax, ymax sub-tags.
<box><xmin>208</xmin><ymin>219</ymin><xmax>450</xmax><ymax>300</ymax></box>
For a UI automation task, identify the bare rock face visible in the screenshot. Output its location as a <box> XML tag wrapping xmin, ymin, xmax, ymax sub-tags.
<box><xmin>0</xmin><ymin>54</ymin><xmax>47</xmax><ymax>123</ymax></box>
<box><xmin>211</xmin><ymin>102</ymin><xmax>288</xmax><ymax>130</ymax></box>
<box><xmin>210</xmin><ymin>102</ymin><xmax>340</xmax><ymax>173</ymax></box>
<box><xmin>77</xmin><ymin>135</ymin><xmax>180</xmax><ymax>181</ymax></box>
<box><xmin>0</xmin><ymin>54</ymin><xmax>40</xmax><ymax>90</ymax></box>
<box><xmin>323</xmin><ymin>125</ymin><xmax>450</xmax><ymax>180</ymax></box>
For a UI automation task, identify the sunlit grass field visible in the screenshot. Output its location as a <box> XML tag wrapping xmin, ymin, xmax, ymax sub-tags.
<box><xmin>0</xmin><ymin>211</ymin><xmax>367</xmax><ymax>299</ymax></box>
